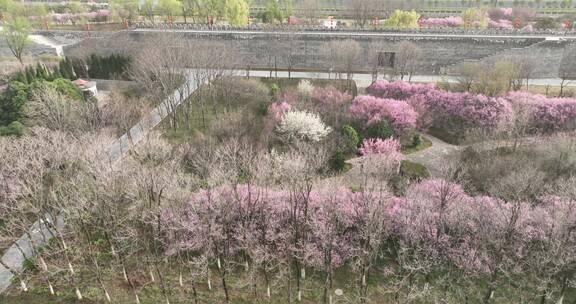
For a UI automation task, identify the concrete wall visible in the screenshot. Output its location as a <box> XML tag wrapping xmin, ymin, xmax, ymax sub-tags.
<box><xmin>66</xmin><ymin>30</ymin><xmax>576</xmax><ymax>78</ymax></box>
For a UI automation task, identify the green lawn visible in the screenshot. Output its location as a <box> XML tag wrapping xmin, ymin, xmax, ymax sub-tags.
<box><xmin>402</xmin><ymin>136</ymin><xmax>433</xmax><ymax>155</ymax></box>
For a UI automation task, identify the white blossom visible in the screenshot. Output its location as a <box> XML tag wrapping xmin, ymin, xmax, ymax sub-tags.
<box><xmin>276</xmin><ymin>110</ymin><xmax>332</xmax><ymax>142</ymax></box>
<box><xmin>297</xmin><ymin>79</ymin><xmax>314</xmax><ymax>99</ymax></box>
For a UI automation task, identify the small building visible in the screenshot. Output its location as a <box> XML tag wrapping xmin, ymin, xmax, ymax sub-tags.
<box><xmin>323</xmin><ymin>16</ymin><xmax>337</xmax><ymax>29</ymax></box>
<box><xmin>73</xmin><ymin>78</ymin><xmax>98</xmax><ymax>98</ymax></box>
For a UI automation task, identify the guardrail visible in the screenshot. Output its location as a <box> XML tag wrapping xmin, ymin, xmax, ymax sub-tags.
<box><xmin>133</xmin><ymin>22</ymin><xmax>576</xmax><ymax>37</ymax></box>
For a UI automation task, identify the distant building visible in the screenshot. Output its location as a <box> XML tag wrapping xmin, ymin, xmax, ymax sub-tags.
<box><xmin>323</xmin><ymin>17</ymin><xmax>337</xmax><ymax>29</ymax></box>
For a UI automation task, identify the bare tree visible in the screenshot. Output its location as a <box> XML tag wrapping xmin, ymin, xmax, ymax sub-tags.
<box><xmin>453</xmin><ymin>62</ymin><xmax>479</xmax><ymax>92</ymax></box>
<box><xmin>514</xmin><ymin>55</ymin><xmax>538</xmax><ymax>90</ymax></box>
<box><xmin>349</xmin><ymin>0</ymin><xmax>379</xmax><ymax>28</ymax></box>
<box><xmin>393</xmin><ymin>41</ymin><xmax>422</xmax><ymax>82</ymax></box>
<box><xmin>299</xmin><ymin>0</ymin><xmax>320</xmax><ymax>24</ymax></box>
<box><xmin>185</xmin><ymin>40</ymin><xmax>234</xmax><ymax>130</ymax></box>
<box><xmin>130</xmin><ymin>33</ymin><xmax>194</xmax><ymax>130</ymax></box>
<box><xmin>367</xmin><ymin>42</ymin><xmax>388</xmax><ymax>81</ymax></box>
<box><xmin>558</xmin><ymin>46</ymin><xmax>576</xmax><ymax>97</ymax></box>
<box><xmin>321</xmin><ymin>39</ymin><xmax>362</xmax><ymax>83</ymax></box>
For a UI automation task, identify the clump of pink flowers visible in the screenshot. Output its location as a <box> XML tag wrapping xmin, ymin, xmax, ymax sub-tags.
<box><xmin>358</xmin><ymin>138</ymin><xmax>403</xmax><ymax>157</ymax></box>
<box><xmin>349</xmin><ymin>95</ymin><xmax>418</xmax><ymax>134</ymax></box>
<box><xmin>268</xmin><ymin>101</ymin><xmax>292</xmax><ymax>121</ymax></box>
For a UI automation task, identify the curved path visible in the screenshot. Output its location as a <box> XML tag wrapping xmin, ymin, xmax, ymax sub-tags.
<box><xmin>405</xmin><ymin>135</ymin><xmax>462</xmax><ymax>176</ymax></box>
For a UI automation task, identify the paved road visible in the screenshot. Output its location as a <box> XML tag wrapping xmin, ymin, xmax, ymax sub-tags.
<box><xmin>405</xmin><ymin>135</ymin><xmax>463</xmax><ymax>177</ymax></box>
<box><xmin>134</xmin><ymin>28</ymin><xmax>576</xmax><ymax>40</ymax></box>
<box><xmin>236</xmin><ymin>69</ymin><xmax>576</xmax><ymax>88</ymax></box>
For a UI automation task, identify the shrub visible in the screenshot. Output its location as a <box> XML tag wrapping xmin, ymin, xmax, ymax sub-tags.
<box><xmin>341</xmin><ymin>124</ymin><xmax>360</xmax><ymax>153</ymax></box>
<box><xmin>0</xmin><ymin>81</ymin><xmax>28</xmax><ymax>125</ymax></box>
<box><xmin>270</xmin><ymin>83</ymin><xmax>280</xmax><ymax>97</ymax></box>
<box><xmin>50</xmin><ymin>78</ymin><xmax>83</xmax><ymax>101</ymax></box>
<box><xmin>363</xmin><ymin>120</ymin><xmax>394</xmax><ymax>140</ymax></box>
<box><xmin>412</xmin><ymin>133</ymin><xmax>422</xmax><ymax>147</ymax></box>
<box><xmin>534</xmin><ymin>17</ymin><xmax>557</xmax><ymax>30</ymax></box>
<box><xmin>0</xmin><ymin>121</ymin><xmax>24</xmax><ymax>137</ymax></box>
<box><xmin>86</xmin><ymin>54</ymin><xmax>131</xmax><ymax>80</ymax></box>
<box><xmin>399</xmin><ymin>160</ymin><xmax>430</xmax><ymax>181</ymax></box>
<box><xmin>276</xmin><ymin>110</ymin><xmax>332</xmax><ymax>142</ymax></box>
<box><xmin>329</xmin><ymin>150</ymin><xmax>347</xmax><ymax>172</ymax></box>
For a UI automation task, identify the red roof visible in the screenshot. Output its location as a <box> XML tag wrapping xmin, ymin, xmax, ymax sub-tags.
<box><xmin>73</xmin><ymin>79</ymin><xmax>88</xmax><ymax>86</ymax></box>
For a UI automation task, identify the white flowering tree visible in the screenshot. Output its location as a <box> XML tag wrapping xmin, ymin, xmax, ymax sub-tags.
<box><xmin>276</xmin><ymin>110</ymin><xmax>332</xmax><ymax>142</ymax></box>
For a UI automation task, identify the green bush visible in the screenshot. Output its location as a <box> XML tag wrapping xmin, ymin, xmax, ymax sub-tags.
<box><xmin>270</xmin><ymin>83</ymin><xmax>280</xmax><ymax>97</ymax></box>
<box><xmin>412</xmin><ymin>133</ymin><xmax>422</xmax><ymax>147</ymax></box>
<box><xmin>400</xmin><ymin>160</ymin><xmax>430</xmax><ymax>181</ymax></box>
<box><xmin>0</xmin><ymin>81</ymin><xmax>28</xmax><ymax>125</ymax></box>
<box><xmin>50</xmin><ymin>78</ymin><xmax>83</xmax><ymax>101</ymax></box>
<box><xmin>0</xmin><ymin>121</ymin><xmax>24</xmax><ymax>137</ymax></box>
<box><xmin>329</xmin><ymin>151</ymin><xmax>348</xmax><ymax>172</ymax></box>
<box><xmin>341</xmin><ymin>124</ymin><xmax>360</xmax><ymax>154</ymax></box>
<box><xmin>10</xmin><ymin>60</ymin><xmax>72</xmax><ymax>83</ymax></box>
<box><xmin>86</xmin><ymin>54</ymin><xmax>131</xmax><ymax>80</ymax></box>
<box><xmin>534</xmin><ymin>17</ymin><xmax>557</xmax><ymax>30</ymax></box>
<box><xmin>363</xmin><ymin>120</ymin><xmax>393</xmax><ymax>140</ymax></box>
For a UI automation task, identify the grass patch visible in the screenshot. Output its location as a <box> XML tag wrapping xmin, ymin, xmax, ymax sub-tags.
<box><xmin>259</xmin><ymin>77</ymin><xmax>357</xmax><ymax>96</ymax></box>
<box><xmin>400</xmin><ymin>160</ymin><xmax>430</xmax><ymax>181</ymax></box>
<box><xmin>402</xmin><ymin>136</ymin><xmax>433</xmax><ymax>154</ymax></box>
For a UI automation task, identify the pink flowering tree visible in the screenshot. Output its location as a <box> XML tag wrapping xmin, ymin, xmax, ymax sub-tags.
<box><xmin>348</xmin><ymin>190</ymin><xmax>393</xmax><ymax>303</ymax></box>
<box><xmin>311</xmin><ymin>86</ymin><xmax>352</xmax><ymax>126</ymax></box>
<box><xmin>367</xmin><ymin>80</ymin><xmax>436</xmax><ymax>100</ymax></box>
<box><xmin>365</xmin><ymin>80</ymin><xmax>515</xmax><ymax>141</ymax></box>
<box><xmin>309</xmin><ymin>188</ymin><xmax>355</xmax><ymax>304</ymax></box>
<box><xmin>358</xmin><ymin>138</ymin><xmax>403</xmax><ymax>157</ymax></box>
<box><xmin>526</xmin><ymin>197</ymin><xmax>576</xmax><ymax>303</ymax></box>
<box><xmin>349</xmin><ymin>95</ymin><xmax>419</xmax><ymax>135</ymax></box>
<box><xmin>506</xmin><ymin>91</ymin><xmax>576</xmax><ymax>132</ymax></box>
<box><xmin>420</xmin><ymin>16</ymin><xmax>464</xmax><ymax>27</ymax></box>
<box><xmin>268</xmin><ymin>101</ymin><xmax>292</xmax><ymax>121</ymax></box>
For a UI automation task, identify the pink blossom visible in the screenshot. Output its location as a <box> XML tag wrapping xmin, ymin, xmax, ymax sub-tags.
<box><xmin>506</xmin><ymin>91</ymin><xmax>576</xmax><ymax>132</ymax></box>
<box><xmin>311</xmin><ymin>86</ymin><xmax>352</xmax><ymax>106</ymax></box>
<box><xmin>358</xmin><ymin>138</ymin><xmax>402</xmax><ymax>158</ymax></box>
<box><xmin>366</xmin><ymin>80</ymin><xmax>514</xmax><ymax>131</ymax></box>
<box><xmin>367</xmin><ymin>80</ymin><xmax>436</xmax><ymax>100</ymax></box>
<box><xmin>349</xmin><ymin>95</ymin><xmax>418</xmax><ymax>133</ymax></box>
<box><xmin>488</xmin><ymin>19</ymin><xmax>514</xmax><ymax>29</ymax></box>
<box><xmin>268</xmin><ymin>101</ymin><xmax>292</xmax><ymax>121</ymax></box>
<box><xmin>420</xmin><ymin>16</ymin><xmax>463</xmax><ymax>28</ymax></box>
